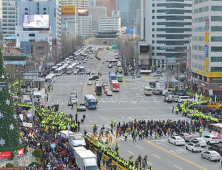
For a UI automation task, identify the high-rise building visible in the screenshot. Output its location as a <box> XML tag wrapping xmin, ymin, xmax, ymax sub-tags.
<box><xmin>2</xmin><ymin>0</ymin><xmax>18</xmax><ymax>37</ymax></box>
<box><xmin>98</xmin><ymin>16</ymin><xmax>121</xmax><ymax>31</ymax></box>
<box><xmin>62</xmin><ymin>0</ymin><xmax>88</xmax><ymax>10</ymax></box>
<box><xmin>145</xmin><ymin>0</ymin><xmax>192</xmax><ymax>70</ymax></box>
<box><xmin>95</xmin><ymin>0</ymin><xmax>116</xmax><ymax>17</ymax></box>
<box><xmin>191</xmin><ymin>0</ymin><xmax>222</xmax><ymax>93</ymax></box>
<box><xmin>88</xmin><ymin>0</ymin><xmax>95</xmax><ymax>6</ymax></box>
<box><xmin>88</xmin><ymin>6</ymin><xmax>107</xmax><ymax>32</ymax></box>
<box><xmin>140</xmin><ymin>0</ymin><xmax>145</xmax><ymax>40</ymax></box>
<box><xmin>0</xmin><ymin>0</ymin><xmax>3</xmax><ymax>41</ymax></box>
<box><xmin>129</xmin><ymin>0</ymin><xmax>140</xmax><ymax>28</ymax></box>
<box><xmin>17</xmin><ymin>0</ymin><xmax>62</xmax><ymax>48</ymax></box>
<box><xmin>76</xmin><ymin>16</ymin><xmax>92</xmax><ymax>38</ymax></box>
<box><xmin>116</xmin><ymin>0</ymin><xmax>130</xmax><ymax>27</ymax></box>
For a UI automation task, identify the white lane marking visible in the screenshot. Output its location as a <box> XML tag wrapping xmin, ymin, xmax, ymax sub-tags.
<box><xmin>156</xmin><ymin>142</ymin><xmax>169</xmax><ymax>147</ymax></box>
<box><xmin>153</xmin><ymin>154</ymin><xmax>160</xmax><ymax>159</ymax></box>
<box><xmin>174</xmin><ymin>165</ymin><xmax>183</xmax><ymax>170</ymax></box>
<box><xmin>147</xmin><ymin>161</ymin><xmax>153</xmax><ymax>165</ymax></box>
<box><xmin>128</xmin><ymin>151</ymin><xmax>134</xmax><ymax>155</ymax></box>
<box><xmin>136</xmin><ymin>145</ymin><xmax>143</xmax><ymax>149</ymax></box>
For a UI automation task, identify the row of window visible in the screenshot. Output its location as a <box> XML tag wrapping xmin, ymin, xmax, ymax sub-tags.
<box><xmin>193</xmin><ymin>16</ymin><xmax>208</xmax><ymax>23</ymax></box>
<box><xmin>156</xmin><ymin>46</ymin><xmax>187</xmax><ymax>51</ymax></box>
<box><xmin>192</xmin><ymin>54</ymin><xmax>205</xmax><ymax>61</ymax></box>
<box><xmin>156</xmin><ymin>9</ymin><xmax>192</xmax><ymax>14</ymax></box>
<box><xmin>212</xmin><ymin>16</ymin><xmax>222</xmax><ymax>21</ymax></box>
<box><xmin>211</xmin><ymin>57</ymin><xmax>222</xmax><ymax>62</ymax></box>
<box><xmin>193</xmin><ymin>6</ymin><xmax>209</xmax><ymax>14</ymax></box>
<box><xmin>156</xmin><ymin>41</ymin><xmax>189</xmax><ymax>45</ymax></box>
<box><xmin>211</xmin><ymin>6</ymin><xmax>222</xmax><ymax>11</ymax></box>
<box><xmin>192</xmin><ymin>63</ymin><xmax>204</xmax><ymax>70</ymax></box>
<box><xmin>156</xmin><ymin>3</ymin><xmax>192</xmax><ymax>8</ymax></box>
<box><xmin>192</xmin><ymin>45</ymin><xmax>204</xmax><ymax>51</ymax></box>
<box><xmin>156</xmin><ymin>16</ymin><xmax>192</xmax><ymax>20</ymax></box>
<box><xmin>192</xmin><ymin>36</ymin><xmax>222</xmax><ymax>42</ymax></box>
<box><xmin>193</xmin><ymin>26</ymin><xmax>205</xmax><ymax>32</ymax></box>
<box><xmin>156</xmin><ymin>52</ymin><xmax>186</xmax><ymax>57</ymax></box>
<box><xmin>192</xmin><ymin>36</ymin><xmax>204</xmax><ymax>41</ymax></box>
<box><xmin>156</xmin><ymin>22</ymin><xmax>191</xmax><ymax>27</ymax></box>
<box><xmin>194</xmin><ymin>0</ymin><xmax>208</xmax><ymax>5</ymax></box>
<box><xmin>156</xmin><ymin>28</ymin><xmax>192</xmax><ymax>33</ymax></box>
<box><xmin>156</xmin><ymin>34</ymin><xmax>190</xmax><ymax>39</ymax></box>
<box><xmin>211</xmin><ymin>67</ymin><xmax>222</xmax><ymax>72</ymax></box>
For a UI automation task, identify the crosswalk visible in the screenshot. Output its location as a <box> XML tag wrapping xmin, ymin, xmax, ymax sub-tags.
<box><xmin>55</xmin><ymin>74</ymin><xmax>110</xmax><ymax>78</ymax></box>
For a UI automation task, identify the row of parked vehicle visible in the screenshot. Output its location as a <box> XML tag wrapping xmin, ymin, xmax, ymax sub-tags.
<box><xmin>168</xmin><ymin>133</ymin><xmax>222</xmax><ymax>162</ymax></box>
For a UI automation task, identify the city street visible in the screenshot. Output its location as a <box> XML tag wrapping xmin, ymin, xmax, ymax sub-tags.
<box><xmin>47</xmin><ymin>49</ymin><xmax>220</xmax><ymax>170</ymax></box>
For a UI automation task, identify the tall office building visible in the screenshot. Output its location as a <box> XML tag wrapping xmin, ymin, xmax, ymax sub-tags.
<box><xmin>17</xmin><ymin>0</ymin><xmax>62</xmax><ymax>47</ymax></box>
<box><xmin>191</xmin><ymin>0</ymin><xmax>222</xmax><ymax>93</ymax></box>
<box><xmin>76</xmin><ymin>16</ymin><xmax>92</xmax><ymax>38</ymax></box>
<box><xmin>88</xmin><ymin>0</ymin><xmax>95</xmax><ymax>6</ymax></box>
<box><xmin>0</xmin><ymin>0</ymin><xmax>2</xmax><ymax>40</ymax></box>
<box><xmin>61</xmin><ymin>0</ymin><xmax>88</xmax><ymax>10</ymax></box>
<box><xmin>88</xmin><ymin>6</ymin><xmax>107</xmax><ymax>32</ymax></box>
<box><xmin>129</xmin><ymin>0</ymin><xmax>140</xmax><ymax>28</ymax></box>
<box><xmin>145</xmin><ymin>0</ymin><xmax>192</xmax><ymax>70</ymax></box>
<box><xmin>116</xmin><ymin>0</ymin><xmax>130</xmax><ymax>27</ymax></box>
<box><xmin>2</xmin><ymin>0</ymin><xmax>18</xmax><ymax>37</ymax></box>
<box><xmin>95</xmin><ymin>0</ymin><xmax>116</xmax><ymax>17</ymax></box>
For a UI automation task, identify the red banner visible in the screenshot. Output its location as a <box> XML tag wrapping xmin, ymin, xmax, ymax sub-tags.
<box><xmin>0</xmin><ymin>151</ymin><xmax>12</xmax><ymax>159</ymax></box>
<box><xmin>17</xmin><ymin>148</ymin><xmax>25</xmax><ymax>156</ymax></box>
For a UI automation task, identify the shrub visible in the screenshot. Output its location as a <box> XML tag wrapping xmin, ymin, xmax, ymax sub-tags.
<box><xmin>28</xmin><ymin>162</ymin><xmax>41</xmax><ymax>167</ymax></box>
<box><xmin>32</xmin><ymin>149</ymin><xmax>43</xmax><ymax>162</ymax></box>
<box><xmin>6</xmin><ymin>163</ymin><xmax>14</xmax><ymax>167</ymax></box>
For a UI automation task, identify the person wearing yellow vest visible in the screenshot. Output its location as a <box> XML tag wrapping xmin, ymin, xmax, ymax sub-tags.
<box><xmin>124</xmin><ymin>132</ymin><xmax>128</xmax><ymax>141</ymax></box>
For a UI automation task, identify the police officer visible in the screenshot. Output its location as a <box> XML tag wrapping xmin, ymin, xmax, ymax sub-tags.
<box><xmin>124</xmin><ymin>132</ymin><xmax>128</xmax><ymax>141</ymax></box>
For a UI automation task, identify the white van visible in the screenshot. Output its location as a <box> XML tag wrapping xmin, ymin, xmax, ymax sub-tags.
<box><xmin>178</xmin><ymin>96</ymin><xmax>194</xmax><ymax>103</ymax></box>
<box><xmin>144</xmin><ymin>87</ymin><xmax>152</xmax><ymax>96</ymax></box>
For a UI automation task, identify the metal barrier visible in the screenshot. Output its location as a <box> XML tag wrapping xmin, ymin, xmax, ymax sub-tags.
<box><xmin>0</xmin><ymin>167</ymin><xmax>26</xmax><ymax>170</ymax></box>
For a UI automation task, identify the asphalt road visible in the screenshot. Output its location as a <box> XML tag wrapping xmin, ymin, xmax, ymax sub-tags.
<box><xmin>48</xmin><ymin>48</ymin><xmax>221</xmax><ymax>170</ymax></box>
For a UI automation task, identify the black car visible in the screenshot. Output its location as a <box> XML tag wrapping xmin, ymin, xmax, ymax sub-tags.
<box><xmin>209</xmin><ymin>144</ymin><xmax>222</xmax><ymax>155</ymax></box>
<box><xmin>89</xmin><ymin>75</ymin><xmax>99</xmax><ymax>80</ymax></box>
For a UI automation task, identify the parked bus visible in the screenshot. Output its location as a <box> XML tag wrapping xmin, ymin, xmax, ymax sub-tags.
<box><xmin>111</xmin><ymin>80</ymin><xmax>120</xmax><ymax>92</ymax></box>
<box><xmin>66</xmin><ymin>63</ymin><xmax>77</xmax><ymax>74</ymax></box>
<box><xmin>45</xmin><ymin>73</ymin><xmax>55</xmax><ymax>85</ymax></box>
<box><xmin>144</xmin><ymin>86</ymin><xmax>153</xmax><ymax>96</ymax></box>
<box><xmin>51</xmin><ymin>65</ymin><xmax>59</xmax><ymax>72</ymax></box>
<box><xmin>109</xmin><ymin>73</ymin><xmax>117</xmax><ymax>81</ymax></box>
<box><xmin>95</xmin><ymin>82</ymin><xmax>102</xmax><ymax>96</ymax></box>
<box><xmin>79</xmin><ymin>66</ymin><xmax>85</xmax><ymax>74</ymax></box>
<box><xmin>54</xmin><ymin>64</ymin><xmax>68</xmax><ymax>76</ymax></box>
<box><xmin>117</xmin><ymin>75</ymin><xmax>123</xmax><ymax>82</ymax></box>
<box><xmin>84</xmin><ymin>95</ymin><xmax>98</xmax><ymax>109</ymax></box>
<box><xmin>209</xmin><ymin>124</ymin><xmax>222</xmax><ymax>142</ymax></box>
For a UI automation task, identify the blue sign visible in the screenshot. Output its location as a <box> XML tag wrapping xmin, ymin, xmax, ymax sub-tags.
<box><xmin>204</xmin><ymin>45</ymin><xmax>208</xmax><ymax>57</ymax></box>
<box><xmin>62</xmin><ymin>21</ymin><xmax>67</xmax><ymax>30</ymax></box>
<box><xmin>205</xmin><ymin>19</ymin><xmax>209</xmax><ymax>30</ymax></box>
<box><xmin>4</xmin><ymin>61</ymin><xmax>26</xmax><ymax>65</ymax></box>
<box><xmin>125</xmin><ymin>29</ymin><xmax>135</xmax><ymax>34</ymax></box>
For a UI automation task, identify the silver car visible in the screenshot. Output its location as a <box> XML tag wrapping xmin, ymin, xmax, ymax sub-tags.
<box><xmin>201</xmin><ymin>151</ymin><xmax>221</xmax><ymax>161</ymax></box>
<box><xmin>186</xmin><ymin>143</ymin><xmax>202</xmax><ymax>152</ymax></box>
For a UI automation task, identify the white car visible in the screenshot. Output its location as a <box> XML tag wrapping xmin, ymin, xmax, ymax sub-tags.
<box><xmin>191</xmin><ymin>138</ymin><xmax>207</xmax><ymax>147</ymax></box>
<box><xmin>83</xmin><ymin>59</ymin><xmax>87</xmax><ymax>63</ymax></box>
<box><xmin>203</xmin><ymin>135</ymin><xmax>219</xmax><ymax>145</ymax></box>
<box><xmin>106</xmin><ymin>90</ymin><xmax>113</xmax><ymax>96</ymax></box>
<box><xmin>168</xmin><ymin>136</ymin><xmax>185</xmax><ymax>146</ymax></box>
<box><xmin>201</xmin><ymin>151</ymin><xmax>221</xmax><ymax>161</ymax></box>
<box><xmin>186</xmin><ymin>143</ymin><xmax>202</xmax><ymax>152</ymax></box>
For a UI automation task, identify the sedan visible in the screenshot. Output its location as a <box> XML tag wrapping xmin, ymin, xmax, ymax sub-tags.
<box><xmin>179</xmin><ymin>133</ymin><xmax>193</xmax><ymax>142</ymax></box>
<box><xmin>168</xmin><ymin>136</ymin><xmax>185</xmax><ymax>146</ymax></box>
<box><xmin>104</xmin><ymin>88</ymin><xmax>110</xmax><ymax>94</ymax></box>
<box><xmin>201</xmin><ymin>151</ymin><xmax>221</xmax><ymax>161</ymax></box>
<box><xmin>191</xmin><ymin>138</ymin><xmax>207</xmax><ymax>147</ymax></box>
<box><xmin>87</xmin><ymin>80</ymin><xmax>92</xmax><ymax>85</ymax></box>
<box><xmin>186</xmin><ymin>143</ymin><xmax>202</xmax><ymax>152</ymax></box>
<box><xmin>106</xmin><ymin>90</ymin><xmax>113</xmax><ymax>96</ymax></box>
<box><xmin>203</xmin><ymin>135</ymin><xmax>219</xmax><ymax>145</ymax></box>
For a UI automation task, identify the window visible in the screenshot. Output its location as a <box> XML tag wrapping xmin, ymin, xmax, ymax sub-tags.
<box><xmin>211</xmin><ymin>36</ymin><xmax>222</xmax><ymax>42</ymax></box>
<box><xmin>29</xmin><ymin>34</ymin><xmax>35</xmax><ymax>37</ymax></box>
<box><xmin>211</xmin><ymin>67</ymin><xmax>222</xmax><ymax>72</ymax></box>
<box><xmin>157</xmin><ymin>28</ymin><xmax>191</xmax><ymax>33</ymax></box>
<box><xmin>43</xmin><ymin>12</ymin><xmax>46</xmax><ymax>14</ymax></box>
<box><xmin>25</xmin><ymin>8</ymin><xmax>28</xmax><ymax>11</ymax></box>
<box><xmin>152</xmin><ymin>10</ymin><xmax>155</xmax><ymax>13</ymax></box>
<box><xmin>211</xmin><ymin>26</ymin><xmax>222</xmax><ymax>31</ymax></box>
<box><xmin>211</xmin><ymin>16</ymin><xmax>222</xmax><ymax>21</ymax></box>
<box><xmin>152</xmin><ymin>16</ymin><xmax>155</xmax><ymax>19</ymax></box>
<box><xmin>152</xmin><ymin>28</ymin><xmax>155</xmax><ymax>31</ymax></box>
<box><xmin>152</xmin><ymin>4</ymin><xmax>155</xmax><ymax>7</ymax></box>
<box><xmin>152</xmin><ymin>34</ymin><xmax>155</xmax><ymax>37</ymax></box>
<box><xmin>36</xmin><ymin>46</ymin><xmax>44</xmax><ymax>50</ymax></box>
<box><xmin>211</xmin><ymin>6</ymin><xmax>222</xmax><ymax>11</ymax></box>
<box><xmin>211</xmin><ymin>47</ymin><xmax>222</xmax><ymax>52</ymax></box>
<box><xmin>43</xmin><ymin>8</ymin><xmax>46</xmax><ymax>10</ymax></box>
<box><xmin>204</xmin><ymin>6</ymin><xmax>209</xmax><ymax>12</ymax></box>
<box><xmin>152</xmin><ymin>41</ymin><xmax>155</xmax><ymax>44</ymax></box>
<box><xmin>152</xmin><ymin>22</ymin><xmax>155</xmax><ymax>25</ymax></box>
<box><xmin>211</xmin><ymin>57</ymin><xmax>222</xmax><ymax>62</ymax></box>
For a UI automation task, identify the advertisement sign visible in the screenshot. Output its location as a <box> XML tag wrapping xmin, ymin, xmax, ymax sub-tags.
<box><xmin>78</xmin><ymin>9</ymin><xmax>88</xmax><ymax>16</ymax></box>
<box><xmin>140</xmin><ymin>45</ymin><xmax>149</xmax><ymax>53</ymax></box>
<box><xmin>204</xmin><ymin>45</ymin><xmax>208</xmax><ymax>57</ymax></box>
<box><xmin>39</xmin><ymin>31</ymin><xmax>49</xmax><ymax>34</ymax></box>
<box><xmin>112</xmin><ymin>10</ymin><xmax>119</xmax><ymax>17</ymax></box>
<box><xmin>0</xmin><ymin>151</ymin><xmax>12</xmax><ymax>159</ymax></box>
<box><xmin>17</xmin><ymin>148</ymin><xmax>25</xmax><ymax>156</ymax></box>
<box><xmin>205</xmin><ymin>31</ymin><xmax>209</xmax><ymax>44</ymax></box>
<box><xmin>125</xmin><ymin>29</ymin><xmax>135</xmax><ymax>34</ymax></box>
<box><xmin>204</xmin><ymin>58</ymin><xmax>208</xmax><ymax>71</ymax></box>
<box><xmin>197</xmin><ymin>70</ymin><xmax>222</xmax><ymax>78</ymax></box>
<box><xmin>62</xmin><ymin>21</ymin><xmax>67</xmax><ymax>30</ymax></box>
<box><xmin>23</xmin><ymin>15</ymin><xmax>49</xmax><ymax>31</ymax></box>
<box><xmin>62</xmin><ymin>6</ymin><xmax>76</xmax><ymax>15</ymax></box>
<box><xmin>205</xmin><ymin>19</ymin><xmax>209</xmax><ymax>30</ymax></box>
<box><xmin>4</xmin><ymin>61</ymin><xmax>26</xmax><ymax>65</ymax></box>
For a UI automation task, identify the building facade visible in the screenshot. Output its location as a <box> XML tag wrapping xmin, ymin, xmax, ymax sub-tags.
<box><xmin>2</xmin><ymin>0</ymin><xmax>18</xmax><ymax>37</ymax></box>
<box><xmin>0</xmin><ymin>0</ymin><xmax>3</xmax><ymax>40</ymax></box>
<box><xmin>88</xmin><ymin>6</ymin><xmax>107</xmax><ymax>32</ymax></box>
<box><xmin>17</xmin><ymin>0</ymin><xmax>62</xmax><ymax>48</ymax></box>
<box><xmin>62</xmin><ymin>15</ymin><xmax>77</xmax><ymax>39</ymax></box>
<box><xmin>191</xmin><ymin>0</ymin><xmax>222</xmax><ymax>94</ymax></box>
<box><xmin>145</xmin><ymin>0</ymin><xmax>192</xmax><ymax>70</ymax></box>
<box><xmin>116</xmin><ymin>0</ymin><xmax>130</xmax><ymax>27</ymax></box>
<box><xmin>95</xmin><ymin>0</ymin><xmax>116</xmax><ymax>17</ymax></box>
<box><xmin>140</xmin><ymin>0</ymin><xmax>145</xmax><ymax>40</ymax></box>
<box><xmin>98</xmin><ymin>17</ymin><xmax>121</xmax><ymax>31</ymax></box>
<box><xmin>62</xmin><ymin>0</ymin><xmax>88</xmax><ymax>10</ymax></box>
<box><xmin>76</xmin><ymin>16</ymin><xmax>92</xmax><ymax>38</ymax></box>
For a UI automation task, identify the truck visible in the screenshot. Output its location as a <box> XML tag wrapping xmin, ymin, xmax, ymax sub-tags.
<box><xmin>95</xmin><ymin>81</ymin><xmax>102</xmax><ymax>95</ymax></box>
<box><xmin>75</xmin><ymin>149</ymin><xmax>99</xmax><ymax>170</ymax></box>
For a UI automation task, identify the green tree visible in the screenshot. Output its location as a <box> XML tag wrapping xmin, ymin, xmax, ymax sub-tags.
<box><xmin>0</xmin><ymin>49</ymin><xmax>25</xmax><ymax>158</ymax></box>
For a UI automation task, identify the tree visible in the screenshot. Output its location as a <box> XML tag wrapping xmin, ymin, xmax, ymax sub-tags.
<box><xmin>0</xmin><ymin>48</ymin><xmax>25</xmax><ymax>158</ymax></box>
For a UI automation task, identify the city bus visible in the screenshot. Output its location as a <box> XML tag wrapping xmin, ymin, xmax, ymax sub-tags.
<box><xmin>111</xmin><ymin>80</ymin><xmax>120</xmax><ymax>92</ymax></box>
<box><xmin>117</xmin><ymin>75</ymin><xmax>123</xmax><ymax>82</ymax></box>
<box><xmin>54</xmin><ymin>64</ymin><xmax>68</xmax><ymax>76</ymax></box>
<box><xmin>209</xmin><ymin>124</ymin><xmax>222</xmax><ymax>142</ymax></box>
<box><xmin>51</xmin><ymin>65</ymin><xmax>59</xmax><ymax>72</ymax></box>
<box><xmin>95</xmin><ymin>81</ymin><xmax>102</xmax><ymax>96</ymax></box>
<box><xmin>66</xmin><ymin>63</ymin><xmax>77</xmax><ymax>74</ymax></box>
<box><xmin>45</xmin><ymin>73</ymin><xmax>55</xmax><ymax>86</ymax></box>
<box><xmin>84</xmin><ymin>95</ymin><xmax>98</xmax><ymax>109</ymax></box>
<box><xmin>79</xmin><ymin>66</ymin><xmax>85</xmax><ymax>74</ymax></box>
<box><xmin>109</xmin><ymin>72</ymin><xmax>117</xmax><ymax>81</ymax></box>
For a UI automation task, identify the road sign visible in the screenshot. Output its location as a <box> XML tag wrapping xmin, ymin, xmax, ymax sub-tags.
<box><xmin>112</xmin><ymin>42</ymin><xmax>117</xmax><ymax>46</ymax></box>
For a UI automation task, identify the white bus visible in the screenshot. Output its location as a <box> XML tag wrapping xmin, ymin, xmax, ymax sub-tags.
<box><xmin>51</xmin><ymin>65</ymin><xmax>58</xmax><ymax>72</ymax></box>
<box><xmin>79</xmin><ymin>66</ymin><xmax>85</xmax><ymax>74</ymax></box>
<box><xmin>45</xmin><ymin>73</ymin><xmax>55</xmax><ymax>85</ymax></box>
<box><xmin>66</xmin><ymin>63</ymin><xmax>77</xmax><ymax>74</ymax></box>
<box><xmin>54</xmin><ymin>64</ymin><xmax>68</xmax><ymax>76</ymax></box>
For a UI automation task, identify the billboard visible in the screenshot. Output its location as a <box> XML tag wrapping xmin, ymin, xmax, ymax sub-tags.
<box><xmin>140</xmin><ymin>45</ymin><xmax>149</xmax><ymax>53</ymax></box>
<box><xmin>62</xmin><ymin>6</ymin><xmax>76</xmax><ymax>15</ymax></box>
<box><xmin>78</xmin><ymin>9</ymin><xmax>88</xmax><ymax>16</ymax></box>
<box><xmin>125</xmin><ymin>29</ymin><xmax>135</xmax><ymax>34</ymax></box>
<box><xmin>62</xmin><ymin>21</ymin><xmax>67</xmax><ymax>30</ymax></box>
<box><xmin>204</xmin><ymin>45</ymin><xmax>208</xmax><ymax>57</ymax></box>
<box><xmin>205</xmin><ymin>58</ymin><xmax>208</xmax><ymax>71</ymax></box>
<box><xmin>23</xmin><ymin>15</ymin><xmax>49</xmax><ymax>31</ymax></box>
<box><xmin>112</xmin><ymin>10</ymin><xmax>120</xmax><ymax>17</ymax></box>
<box><xmin>205</xmin><ymin>31</ymin><xmax>209</xmax><ymax>44</ymax></box>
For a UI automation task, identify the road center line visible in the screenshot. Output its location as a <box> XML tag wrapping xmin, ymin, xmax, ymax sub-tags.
<box><xmin>136</xmin><ymin>145</ymin><xmax>143</xmax><ymax>149</ymax></box>
<box><xmin>128</xmin><ymin>151</ymin><xmax>134</xmax><ymax>155</ymax></box>
<box><xmin>153</xmin><ymin>154</ymin><xmax>160</xmax><ymax>159</ymax></box>
<box><xmin>174</xmin><ymin>165</ymin><xmax>183</xmax><ymax>170</ymax></box>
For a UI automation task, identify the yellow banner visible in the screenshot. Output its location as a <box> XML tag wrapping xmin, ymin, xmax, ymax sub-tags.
<box><xmin>205</xmin><ymin>31</ymin><xmax>209</xmax><ymax>44</ymax></box>
<box><xmin>197</xmin><ymin>69</ymin><xmax>222</xmax><ymax>78</ymax></box>
<box><xmin>62</xmin><ymin>6</ymin><xmax>76</xmax><ymax>15</ymax></box>
<box><xmin>204</xmin><ymin>58</ymin><xmax>208</xmax><ymax>71</ymax></box>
